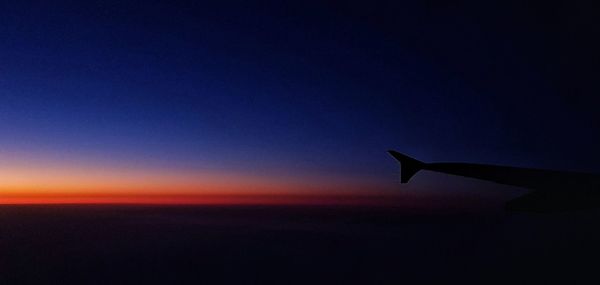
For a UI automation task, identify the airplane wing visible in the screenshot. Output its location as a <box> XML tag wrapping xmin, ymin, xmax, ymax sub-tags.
<box><xmin>388</xmin><ymin>150</ymin><xmax>600</xmax><ymax>212</ymax></box>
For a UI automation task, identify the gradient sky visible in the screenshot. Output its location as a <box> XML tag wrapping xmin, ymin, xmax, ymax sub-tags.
<box><xmin>1</xmin><ymin>1</ymin><xmax>599</xmax><ymax>203</ymax></box>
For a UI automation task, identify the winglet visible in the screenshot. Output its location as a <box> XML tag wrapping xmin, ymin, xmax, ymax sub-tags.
<box><xmin>387</xmin><ymin>150</ymin><xmax>424</xmax><ymax>183</ymax></box>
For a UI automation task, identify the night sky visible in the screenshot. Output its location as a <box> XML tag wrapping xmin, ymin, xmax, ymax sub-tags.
<box><xmin>1</xmin><ymin>1</ymin><xmax>599</xmax><ymax>203</ymax></box>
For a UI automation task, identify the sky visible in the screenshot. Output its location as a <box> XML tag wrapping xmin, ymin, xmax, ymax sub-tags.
<box><xmin>1</xmin><ymin>1</ymin><xmax>599</xmax><ymax>204</ymax></box>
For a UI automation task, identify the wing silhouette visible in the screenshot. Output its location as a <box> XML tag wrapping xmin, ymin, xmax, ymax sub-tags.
<box><xmin>388</xmin><ymin>150</ymin><xmax>600</xmax><ymax>212</ymax></box>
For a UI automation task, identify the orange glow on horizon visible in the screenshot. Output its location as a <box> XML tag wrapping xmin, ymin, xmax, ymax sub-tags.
<box><xmin>0</xmin><ymin>155</ymin><xmax>396</xmax><ymax>205</ymax></box>
<box><xmin>0</xmin><ymin>193</ymin><xmax>407</xmax><ymax>206</ymax></box>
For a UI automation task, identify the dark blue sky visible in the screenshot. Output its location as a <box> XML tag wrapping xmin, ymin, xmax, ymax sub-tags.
<box><xmin>1</xmin><ymin>1</ymin><xmax>599</xmax><ymax>192</ymax></box>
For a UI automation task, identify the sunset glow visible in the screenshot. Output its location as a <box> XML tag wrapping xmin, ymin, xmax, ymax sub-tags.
<box><xmin>0</xmin><ymin>155</ymin><xmax>396</xmax><ymax>204</ymax></box>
